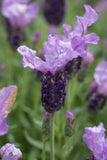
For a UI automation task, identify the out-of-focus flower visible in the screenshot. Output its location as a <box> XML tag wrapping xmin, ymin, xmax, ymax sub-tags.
<box><xmin>1</xmin><ymin>0</ymin><xmax>39</xmax><ymax>49</ymax></box>
<box><xmin>83</xmin><ymin>122</ymin><xmax>107</xmax><ymax>160</ymax></box>
<box><xmin>43</xmin><ymin>0</ymin><xmax>66</xmax><ymax>26</ymax></box>
<box><xmin>0</xmin><ymin>85</ymin><xmax>17</xmax><ymax>136</ymax></box>
<box><xmin>65</xmin><ymin>110</ymin><xmax>75</xmax><ymax>137</ymax></box>
<box><xmin>0</xmin><ymin>143</ymin><xmax>22</xmax><ymax>160</ymax></box>
<box><xmin>63</xmin><ymin>5</ymin><xmax>99</xmax><ymax>79</ymax></box>
<box><xmin>87</xmin><ymin>61</ymin><xmax>107</xmax><ymax>112</ymax></box>
<box><xmin>1</xmin><ymin>0</ymin><xmax>39</xmax><ymax>28</ymax></box>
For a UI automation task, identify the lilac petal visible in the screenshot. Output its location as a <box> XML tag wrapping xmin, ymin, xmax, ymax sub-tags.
<box><xmin>74</xmin><ymin>16</ymin><xmax>89</xmax><ymax>35</ymax></box>
<box><xmin>63</xmin><ymin>24</ymin><xmax>71</xmax><ymax>37</ymax></box>
<box><xmin>0</xmin><ymin>85</ymin><xmax>17</xmax><ymax>136</ymax></box>
<box><xmin>83</xmin><ymin>123</ymin><xmax>105</xmax><ymax>160</ymax></box>
<box><xmin>84</xmin><ymin>33</ymin><xmax>100</xmax><ymax>44</ymax></box>
<box><xmin>0</xmin><ymin>143</ymin><xmax>22</xmax><ymax>160</ymax></box>
<box><xmin>84</xmin><ymin>4</ymin><xmax>98</xmax><ymax>26</ymax></box>
<box><xmin>71</xmin><ymin>36</ymin><xmax>86</xmax><ymax>57</ymax></box>
<box><xmin>17</xmin><ymin>45</ymin><xmax>36</xmax><ymax>69</ymax></box>
<box><xmin>74</xmin><ymin>5</ymin><xmax>98</xmax><ymax>35</ymax></box>
<box><xmin>17</xmin><ymin>45</ymin><xmax>47</xmax><ymax>73</ymax></box>
<box><xmin>43</xmin><ymin>34</ymin><xmax>59</xmax><ymax>62</ymax></box>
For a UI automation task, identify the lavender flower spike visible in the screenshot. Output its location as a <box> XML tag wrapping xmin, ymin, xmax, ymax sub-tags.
<box><xmin>94</xmin><ymin>61</ymin><xmax>107</xmax><ymax>97</ymax></box>
<box><xmin>0</xmin><ymin>143</ymin><xmax>22</xmax><ymax>160</ymax></box>
<box><xmin>83</xmin><ymin>123</ymin><xmax>107</xmax><ymax>160</ymax></box>
<box><xmin>1</xmin><ymin>0</ymin><xmax>39</xmax><ymax>28</ymax></box>
<box><xmin>0</xmin><ymin>85</ymin><xmax>17</xmax><ymax>136</ymax></box>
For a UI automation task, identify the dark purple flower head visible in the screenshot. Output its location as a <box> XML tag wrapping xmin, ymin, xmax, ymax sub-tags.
<box><xmin>41</xmin><ymin>71</ymin><xmax>66</xmax><ymax>113</ymax></box>
<box><xmin>0</xmin><ymin>143</ymin><xmax>22</xmax><ymax>160</ymax></box>
<box><xmin>83</xmin><ymin>123</ymin><xmax>107</xmax><ymax>160</ymax></box>
<box><xmin>43</xmin><ymin>0</ymin><xmax>66</xmax><ymax>25</ymax></box>
<box><xmin>0</xmin><ymin>85</ymin><xmax>17</xmax><ymax>136</ymax></box>
<box><xmin>1</xmin><ymin>0</ymin><xmax>39</xmax><ymax>28</ymax></box>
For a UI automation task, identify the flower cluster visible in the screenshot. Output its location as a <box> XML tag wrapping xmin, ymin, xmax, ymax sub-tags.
<box><xmin>83</xmin><ymin>123</ymin><xmax>107</xmax><ymax>160</ymax></box>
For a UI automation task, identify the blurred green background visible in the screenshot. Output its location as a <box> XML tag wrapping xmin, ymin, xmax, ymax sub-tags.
<box><xmin>0</xmin><ymin>0</ymin><xmax>107</xmax><ymax>159</ymax></box>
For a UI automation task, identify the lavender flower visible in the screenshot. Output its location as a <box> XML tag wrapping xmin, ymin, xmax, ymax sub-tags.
<box><xmin>83</xmin><ymin>123</ymin><xmax>107</xmax><ymax>160</ymax></box>
<box><xmin>63</xmin><ymin>5</ymin><xmax>99</xmax><ymax>78</ymax></box>
<box><xmin>0</xmin><ymin>143</ymin><xmax>22</xmax><ymax>160</ymax></box>
<box><xmin>0</xmin><ymin>85</ymin><xmax>17</xmax><ymax>136</ymax></box>
<box><xmin>87</xmin><ymin>61</ymin><xmax>107</xmax><ymax>112</ymax></box>
<box><xmin>17</xmin><ymin>33</ymin><xmax>82</xmax><ymax>112</ymax></box>
<box><xmin>1</xmin><ymin>0</ymin><xmax>39</xmax><ymax>48</ymax></box>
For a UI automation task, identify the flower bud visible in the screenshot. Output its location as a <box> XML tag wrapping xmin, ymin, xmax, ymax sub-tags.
<box><xmin>65</xmin><ymin>110</ymin><xmax>75</xmax><ymax>137</ymax></box>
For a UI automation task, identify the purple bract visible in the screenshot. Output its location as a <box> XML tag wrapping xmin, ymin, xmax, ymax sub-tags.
<box><xmin>0</xmin><ymin>85</ymin><xmax>17</xmax><ymax>136</ymax></box>
<box><xmin>17</xmin><ymin>34</ymin><xmax>81</xmax><ymax>75</ymax></box>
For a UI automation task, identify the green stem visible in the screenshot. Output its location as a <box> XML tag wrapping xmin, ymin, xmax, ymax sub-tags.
<box><xmin>42</xmin><ymin>140</ymin><xmax>46</xmax><ymax>160</ymax></box>
<box><xmin>62</xmin><ymin>137</ymin><xmax>69</xmax><ymax>160</ymax></box>
<box><xmin>67</xmin><ymin>80</ymin><xmax>71</xmax><ymax>110</ymax></box>
<box><xmin>50</xmin><ymin>113</ymin><xmax>55</xmax><ymax>160</ymax></box>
